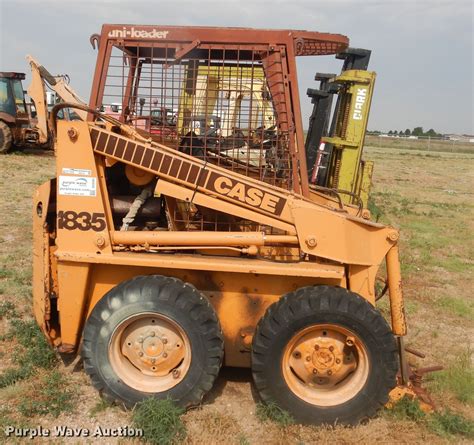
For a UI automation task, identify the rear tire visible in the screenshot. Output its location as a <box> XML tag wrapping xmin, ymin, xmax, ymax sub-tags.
<box><xmin>251</xmin><ymin>285</ymin><xmax>398</xmax><ymax>425</ymax></box>
<box><xmin>0</xmin><ymin>121</ymin><xmax>12</xmax><ymax>154</ymax></box>
<box><xmin>82</xmin><ymin>275</ymin><xmax>224</xmax><ymax>409</ymax></box>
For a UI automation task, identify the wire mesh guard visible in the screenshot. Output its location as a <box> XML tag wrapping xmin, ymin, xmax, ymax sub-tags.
<box><xmin>100</xmin><ymin>43</ymin><xmax>295</xmax><ymax>232</ymax></box>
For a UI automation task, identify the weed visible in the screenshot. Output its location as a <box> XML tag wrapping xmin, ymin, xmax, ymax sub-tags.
<box><xmin>367</xmin><ymin>195</ymin><xmax>383</xmax><ymax>222</ymax></box>
<box><xmin>132</xmin><ymin>398</ymin><xmax>186</xmax><ymax>445</ymax></box>
<box><xmin>0</xmin><ymin>367</ymin><xmax>31</xmax><ymax>388</ymax></box>
<box><xmin>0</xmin><ymin>318</ymin><xmax>57</xmax><ymax>388</ymax></box>
<box><xmin>256</xmin><ymin>401</ymin><xmax>294</xmax><ymax>427</ymax></box>
<box><xmin>430</xmin><ymin>348</ymin><xmax>473</xmax><ymax>405</ymax></box>
<box><xmin>89</xmin><ymin>398</ymin><xmax>112</xmax><ymax>417</ymax></box>
<box><xmin>0</xmin><ymin>301</ymin><xmax>18</xmax><ymax>319</ymax></box>
<box><xmin>385</xmin><ymin>395</ymin><xmax>426</xmax><ymax>422</ymax></box>
<box><xmin>18</xmin><ymin>370</ymin><xmax>75</xmax><ymax>417</ymax></box>
<box><xmin>428</xmin><ymin>409</ymin><xmax>474</xmax><ymax>438</ymax></box>
<box><xmin>435</xmin><ymin>296</ymin><xmax>473</xmax><ymax>319</ymax></box>
<box><xmin>0</xmin><ymin>407</ymin><xmax>32</xmax><ymax>441</ymax></box>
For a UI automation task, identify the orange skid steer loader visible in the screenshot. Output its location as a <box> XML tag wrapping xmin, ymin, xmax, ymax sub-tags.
<box><xmin>32</xmin><ymin>25</ymin><xmax>425</xmax><ymax>425</ymax></box>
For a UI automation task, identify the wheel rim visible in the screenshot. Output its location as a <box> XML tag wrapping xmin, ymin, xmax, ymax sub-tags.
<box><xmin>281</xmin><ymin>324</ymin><xmax>369</xmax><ymax>407</ymax></box>
<box><xmin>109</xmin><ymin>312</ymin><xmax>191</xmax><ymax>393</ymax></box>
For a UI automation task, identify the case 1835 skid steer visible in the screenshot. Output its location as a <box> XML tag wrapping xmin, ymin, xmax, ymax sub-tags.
<box><xmin>33</xmin><ymin>25</ymin><xmax>417</xmax><ymax>425</ymax></box>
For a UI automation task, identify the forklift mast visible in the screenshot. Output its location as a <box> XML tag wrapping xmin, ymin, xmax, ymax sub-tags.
<box><xmin>305</xmin><ymin>48</ymin><xmax>375</xmax><ymax>208</ymax></box>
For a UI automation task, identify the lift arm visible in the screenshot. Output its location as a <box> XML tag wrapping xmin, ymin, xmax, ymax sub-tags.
<box><xmin>26</xmin><ymin>55</ymin><xmax>87</xmax><ymax>143</ymax></box>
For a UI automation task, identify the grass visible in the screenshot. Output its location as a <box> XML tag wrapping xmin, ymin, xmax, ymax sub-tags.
<box><xmin>365</xmin><ymin>135</ymin><xmax>474</xmax><ymax>153</ymax></box>
<box><xmin>386</xmin><ymin>396</ymin><xmax>474</xmax><ymax>439</ymax></box>
<box><xmin>0</xmin><ymin>138</ymin><xmax>472</xmax><ymax>443</ymax></box>
<box><xmin>430</xmin><ymin>349</ymin><xmax>474</xmax><ymax>405</ymax></box>
<box><xmin>18</xmin><ymin>370</ymin><xmax>75</xmax><ymax>418</ymax></box>
<box><xmin>428</xmin><ymin>409</ymin><xmax>474</xmax><ymax>438</ymax></box>
<box><xmin>0</xmin><ymin>301</ymin><xmax>18</xmax><ymax>319</ymax></box>
<box><xmin>132</xmin><ymin>398</ymin><xmax>186</xmax><ymax>445</ymax></box>
<box><xmin>435</xmin><ymin>296</ymin><xmax>473</xmax><ymax>320</ymax></box>
<box><xmin>89</xmin><ymin>398</ymin><xmax>112</xmax><ymax>417</ymax></box>
<box><xmin>256</xmin><ymin>402</ymin><xmax>294</xmax><ymax>427</ymax></box>
<box><xmin>0</xmin><ymin>318</ymin><xmax>57</xmax><ymax>388</ymax></box>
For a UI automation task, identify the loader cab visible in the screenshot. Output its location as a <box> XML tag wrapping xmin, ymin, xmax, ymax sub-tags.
<box><xmin>0</xmin><ymin>72</ymin><xmax>29</xmax><ymax>122</ymax></box>
<box><xmin>0</xmin><ymin>72</ymin><xmax>33</xmax><ymax>153</ymax></box>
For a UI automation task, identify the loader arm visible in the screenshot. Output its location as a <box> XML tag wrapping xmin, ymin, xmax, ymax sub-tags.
<box><xmin>26</xmin><ymin>55</ymin><xmax>88</xmax><ymax>144</ymax></box>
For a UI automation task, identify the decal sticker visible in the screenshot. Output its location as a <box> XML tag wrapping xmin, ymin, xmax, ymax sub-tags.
<box><xmin>58</xmin><ymin>176</ymin><xmax>96</xmax><ymax>197</ymax></box>
<box><xmin>62</xmin><ymin>168</ymin><xmax>92</xmax><ymax>176</ymax></box>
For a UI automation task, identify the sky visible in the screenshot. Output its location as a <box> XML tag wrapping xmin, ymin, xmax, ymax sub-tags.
<box><xmin>0</xmin><ymin>0</ymin><xmax>472</xmax><ymax>134</ymax></box>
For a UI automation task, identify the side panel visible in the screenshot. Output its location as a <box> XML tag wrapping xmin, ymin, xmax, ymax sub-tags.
<box><xmin>55</xmin><ymin>263</ymin><xmax>343</xmax><ymax>367</ymax></box>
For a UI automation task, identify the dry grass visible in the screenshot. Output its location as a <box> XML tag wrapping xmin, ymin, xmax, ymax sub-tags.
<box><xmin>0</xmin><ymin>145</ymin><xmax>473</xmax><ymax>444</ymax></box>
<box><xmin>366</xmin><ymin>135</ymin><xmax>474</xmax><ymax>153</ymax></box>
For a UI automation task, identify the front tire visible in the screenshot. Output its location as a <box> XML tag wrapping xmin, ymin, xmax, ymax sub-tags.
<box><xmin>251</xmin><ymin>286</ymin><xmax>398</xmax><ymax>425</ymax></box>
<box><xmin>82</xmin><ymin>275</ymin><xmax>224</xmax><ymax>408</ymax></box>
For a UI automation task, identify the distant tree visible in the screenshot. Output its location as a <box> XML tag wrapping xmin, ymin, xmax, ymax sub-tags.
<box><xmin>425</xmin><ymin>128</ymin><xmax>437</xmax><ymax>137</ymax></box>
<box><xmin>404</xmin><ymin>129</ymin><xmax>411</xmax><ymax>135</ymax></box>
<box><xmin>388</xmin><ymin>130</ymin><xmax>393</xmax><ymax>135</ymax></box>
<box><xmin>412</xmin><ymin>127</ymin><xmax>424</xmax><ymax>136</ymax></box>
<box><xmin>399</xmin><ymin>130</ymin><xmax>404</xmax><ymax>136</ymax></box>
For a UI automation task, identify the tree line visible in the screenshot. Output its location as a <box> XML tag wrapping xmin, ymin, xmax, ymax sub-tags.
<box><xmin>368</xmin><ymin>127</ymin><xmax>443</xmax><ymax>137</ymax></box>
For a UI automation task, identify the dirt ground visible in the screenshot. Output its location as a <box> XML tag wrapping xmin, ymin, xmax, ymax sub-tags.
<box><xmin>0</xmin><ymin>144</ymin><xmax>473</xmax><ymax>444</ymax></box>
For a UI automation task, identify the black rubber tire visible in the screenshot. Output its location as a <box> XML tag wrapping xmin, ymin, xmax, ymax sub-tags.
<box><xmin>251</xmin><ymin>285</ymin><xmax>398</xmax><ymax>425</ymax></box>
<box><xmin>82</xmin><ymin>275</ymin><xmax>224</xmax><ymax>409</ymax></box>
<box><xmin>0</xmin><ymin>121</ymin><xmax>13</xmax><ymax>154</ymax></box>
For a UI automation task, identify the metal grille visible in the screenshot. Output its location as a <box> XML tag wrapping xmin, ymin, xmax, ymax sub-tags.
<box><xmin>101</xmin><ymin>43</ymin><xmax>292</xmax><ymax>191</ymax></box>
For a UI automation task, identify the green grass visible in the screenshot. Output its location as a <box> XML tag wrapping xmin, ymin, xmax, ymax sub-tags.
<box><xmin>435</xmin><ymin>296</ymin><xmax>473</xmax><ymax>320</ymax></box>
<box><xmin>386</xmin><ymin>396</ymin><xmax>474</xmax><ymax>439</ymax></box>
<box><xmin>89</xmin><ymin>398</ymin><xmax>112</xmax><ymax>417</ymax></box>
<box><xmin>132</xmin><ymin>398</ymin><xmax>186</xmax><ymax>445</ymax></box>
<box><xmin>18</xmin><ymin>370</ymin><xmax>75</xmax><ymax>418</ymax></box>
<box><xmin>430</xmin><ymin>349</ymin><xmax>473</xmax><ymax>405</ymax></box>
<box><xmin>386</xmin><ymin>395</ymin><xmax>426</xmax><ymax>422</ymax></box>
<box><xmin>256</xmin><ymin>402</ymin><xmax>294</xmax><ymax>427</ymax></box>
<box><xmin>0</xmin><ymin>318</ymin><xmax>57</xmax><ymax>388</ymax></box>
<box><xmin>0</xmin><ymin>301</ymin><xmax>18</xmax><ymax>319</ymax></box>
<box><xmin>428</xmin><ymin>409</ymin><xmax>474</xmax><ymax>438</ymax></box>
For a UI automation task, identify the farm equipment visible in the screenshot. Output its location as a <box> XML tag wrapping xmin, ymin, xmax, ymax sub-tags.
<box><xmin>33</xmin><ymin>25</ymin><xmax>414</xmax><ymax>425</ymax></box>
<box><xmin>0</xmin><ymin>71</ymin><xmax>39</xmax><ymax>153</ymax></box>
<box><xmin>0</xmin><ymin>57</ymin><xmax>85</xmax><ymax>153</ymax></box>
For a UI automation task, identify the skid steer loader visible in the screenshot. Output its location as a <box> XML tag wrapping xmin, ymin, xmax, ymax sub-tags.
<box><xmin>33</xmin><ymin>25</ymin><xmax>418</xmax><ymax>425</ymax></box>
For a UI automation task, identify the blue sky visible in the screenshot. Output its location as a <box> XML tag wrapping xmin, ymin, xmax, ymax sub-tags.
<box><xmin>0</xmin><ymin>0</ymin><xmax>472</xmax><ymax>134</ymax></box>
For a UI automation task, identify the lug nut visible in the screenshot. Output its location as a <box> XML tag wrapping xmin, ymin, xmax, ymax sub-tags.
<box><xmin>151</xmin><ymin>358</ymin><xmax>156</xmax><ymax>364</ymax></box>
<box><xmin>329</xmin><ymin>346</ymin><xmax>334</xmax><ymax>352</ymax></box>
<box><xmin>138</xmin><ymin>337</ymin><xmax>144</xmax><ymax>343</ymax></box>
<box><xmin>327</xmin><ymin>370</ymin><xmax>332</xmax><ymax>376</ymax></box>
<box><xmin>293</xmin><ymin>351</ymin><xmax>301</xmax><ymax>359</ymax></box>
<box><xmin>138</xmin><ymin>352</ymin><xmax>144</xmax><ymax>357</ymax></box>
<box><xmin>336</xmin><ymin>358</ymin><xmax>341</xmax><ymax>364</ymax></box>
<box><xmin>172</xmin><ymin>369</ymin><xmax>180</xmax><ymax>379</ymax></box>
<box><xmin>162</xmin><ymin>338</ymin><xmax>168</xmax><ymax>344</ymax></box>
<box><xmin>312</xmin><ymin>369</ymin><xmax>318</xmax><ymax>374</ymax></box>
<box><xmin>314</xmin><ymin>344</ymin><xmax>320</xmax><ymax>351</ymax></box>
<box><xmin>346</xmin><ymin>336</ymin><xmax>355</xmax><ymax>347</ymax></box>
<box><xmin>150</xmin><ymin>331</ymin><xmax>156</xmax><ymax>337</ymax></box>
<box><xmin>163</xmin><ymin>353</ymin><xmax>168</xmax><ymax>358</ymax></box>
<box><xmin>305</xmin><ymin>356</ymin><xmax>311</xmax><ymax>362</ymax></box>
